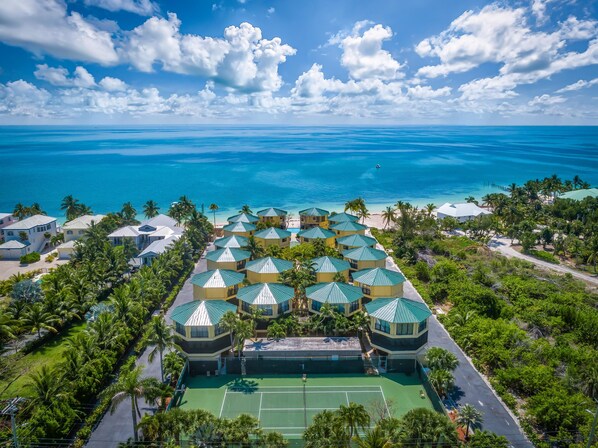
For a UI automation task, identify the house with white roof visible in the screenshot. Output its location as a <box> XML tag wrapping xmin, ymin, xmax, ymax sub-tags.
<box><xmin>0</xmin><ymin>215</ymin><xmax>57</xmax><ymax>259</ymax></box>
<box><xmin>108</xmin><ymin>214</ymin><xmax>183</xmax><ymax>250</ymax></box>
<box><xmin>0</xmin><ymin>213</ymin><xmax>18</xmax><ymax>241</ymax></box>
<box><xmin>435</xmin><ymin>202</ymin><xmax>492</xmax><ymax>223</ymax></box>
<box><xmin>138</xmin><ymin>235</ymin><xmax>182</xmax><ymax>266</ymax></box>
<box><xmin>62</xmin><ymin>214</ymin><xmax>106</xmax><ymax>242</ymax></box>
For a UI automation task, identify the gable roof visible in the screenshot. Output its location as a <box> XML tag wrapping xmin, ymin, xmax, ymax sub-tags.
<box><xmin>328</xmin><ymin>212</ymin><xmax>359</xmax><ymax>223</ymax></box>
<box><xmin>352</xmin><ymin>268</ymin><xmax>406</xmax><ymax>286</ymax></box>
<box><xmin>305</xmin><ymin>282</ymin><xmax>363</xmax><ymax>304</ymax></box>
<box><xmin>299</xmin><ymin>207</ymin><xmax>329</xmax><ymax>217</ymax></box>
<box><xmin>257</xmin><ymin>207</ymin><xmax>288</xmax><ymax>217</ymax></box>
<box><xmin>336</xmin><ymin>234</ymin><xmax>377</xmax><ymax>248</ymax></box>
<box><xmin>139</xmin><ymin>235</ymin><xmax>181</xmax><ymax>258</ymax></box>
<box><xmin>559</xmin><ymin>188</ymin><xmax>598</xmax><ymax>201</ymax></box>
<box><xmin>214</xmin><ymin>235</ymin><xmax>249</xmax><ymax>249</ymax></box>
<box><xmin>4</xmin><ymin>215</ymin><xmax>56</xmax><ymax>230</ymax></box>
<box><xmin>62</xmin><ymin>214</ymin><xmax>106</xmax><ymax>230</ymax></box>
<box><xmin>191</xmin><ymin>269</ymin><xmax>245</xmax><ymax>288</ymax></box>
<box><xmin>223</xmin><ymin>221</ymin><xmax>257</xmax><ymax>233</ymax></box>
<box><xmin>365</xmin><ymin>297</ymin><xmax>432</xmax><ymax>323</ymax></box>
<box><xmin>342</xmin><ymin>246</ymin><xmax>387</xmax><ymax>261</ymax></box>
<box><xmin>0</xmin><ymin>240</ymin><xmax>30</xmax><ymax>249</ymax></box>
<box><xmin>254</xmin><ymin>227</ymin><xmax>291</xmax><ymax>240</ymax></box>
<box><xmin>331</xmin><ymin>221</ymin><xmax>367</xmax><ymax>232</ymax></box>
<box><xmin>171</xmin><ymin>300</ymin><xmax>237</xmax><ymax>327</ymax></box>
<box><xmin>206</xmin><ymin>247</ymin><xmax>251</xmax><ymax>262</ymax></box>
<box><xmin>297</xmin><ymin>227</ymin><xmax>336</xmax><ymax>239</ymax></box>
<box><xmin>140</xmin><ymin>214</ymin><xmax>178</xmax><ymax>228</ymax></box>
<box><xmin>312</xmin><ymin>256</ymin><xmax>350</xmax><ymax>273</ymax></box>
<box><xmin>436</xmin><ymin>202</ymin><xmax>491</xmax><ymax>218</ymax></box>
<box><xmin>237</xmin><ymin>283</ymin><xmax>294</xmax><ymax>305</ymax></box>
<box><xmin>227</xmin><ymin>212</ymin><xmax>259</xmax><ymax>224</ymax></box>
<box><xmin>108</xmin><ymin>226</ymin><xmax>140</xmax><ymax>238</ymax></box>
<box><xmin>245</xmin><ymin>257</ymin><xmax>293</xmax><ymax>274</ymax></box>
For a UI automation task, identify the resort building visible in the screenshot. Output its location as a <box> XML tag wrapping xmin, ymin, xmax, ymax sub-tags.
<box><xmin>206</xmin><ymin>247</ymin><xmax>251</xmax><ymax>272</ymax></box>
<box><xmin>328</xmin><ymin>212</ymin><xmax>359</xmax><ymax>225</ymax></box>
<box><xmin>364</xmin><ymin>297</ymin><xmax>432</xmax><ymax>357</ymax></box>
<box><xmin>343</xmin><ymin>246</ymin><xmax>387</xmax><ymax>271</ymax></box>
<box><xmin>191</xmin><ymin>269</ymin><xmax>245</xmax><ymax>301</ymax></box>
<box><xmin>237</xmin><ymin>283</ymin><xmax>294</xmax><ymax>319</ymax></box>
<box><xmin>558</xmin><ymin>188</ymin><xmax>598</xmax><ymax>201</ymax></box>
<box><xmin>214</xmin><ymin>235</ymin><xmax>249</xmax><ymax>249</ymax></box>
<box><xmin>0</xmin><ymin>215</ymin><xmax>57</xmax><ymax>257</ymax></box>
<box><xmin>62</xmin><ymin>214</ymin><xmax>106</xmax><ymax>242</ymax></box>
<box><xmin>351</xmin><ymin>268</ymin><xmax>406</xmax><ymax>301</ymax></box>
<box><xmin>299</xmin><ymin>207</ymin><xmax>329</xmax><ymax>229</ymax></box>
<box><xmin>108</xmin><ymin>214</ymin><xmax>183</xmax><ymax>250</ymax></box>
<box><xmin>311</xmin><ymin>256</ymin><xmax>351</xmax><ymax>282</ymax></box>
<box><xmin>138</xmin><ymin>235</ymin><xmax>181</xmax><ymax>266</ymax></box>
<box><xmin>256</xmin><ymin>208</ymin><xmax>288</xmax><ymax>228</ymax></box>
<box><xmin>245</xmin><ymin>256</ymin><xmax>293</xmax><ymax>284</ymax></box>
<box><xmin>254</xmin><ymin>227</ymin><xmax>292</xmax><ymax>248</ymax></box>
<box><xmin>227</xmin><ymin>212</ymin><xmax>259</xmax><ymax>224</ymax></box>
<box><xmin>336</xmin><ymin>234</ymin><xmax>377</xmax><ymax>251</ymax></box>
<box><xmin>330</xmin><ymin>221</ymin><xmax>367</xmax><ymax>237</ymax></box>
<box><xmin>306</xmin><ymin>282</ymin><xmax>363</xmax><ymax>317</ymax></box>
<box><xmin>222</xmin><ymin>221</ymin><xmax>256</xmax><ymax>238</ymax></box>
<box><xmin>435</xmin><ymin>202</ymin><xmax>491</xmax><ymax>223</ymax></box>
<box><xmin>0</xmin><ymin>213</ymin><xmax>17</xmax><ymax>240</ymax></box>
<box><xmin>296</xmin><ymin>226</ymin><xmax>336</xmax><ymax>247</ymax></box>
<box><xmin>171</xmin><ymin>300</ymin><xmax>237</xmax><ymax>367</ymax></box>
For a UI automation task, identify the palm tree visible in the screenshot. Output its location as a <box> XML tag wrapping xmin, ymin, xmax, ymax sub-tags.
<box><xmin>381</xmin><ymin>206</ymin><xmax>395</xmax><ymax>230</ymax></box>
<box><xmin>102</xmin><ymin>366</ymin><xmax>162</xmax><ymax>442</ymax></box>
<box><xmin>428</xmin><ymin>369</ymin><xmax>455</xmax><ymax>398</ymax></box>
<box><xmin>143</xmin><ymin>200</ymin><xmax>160</xmax><ymax>218</ymax></box>
<box><xmin>12</xmin><ymin>203</ymin><xmax>28</xmax><ymax>220</ymax></box>
<box><xmin>209</xmin><ymin>203</ymin><xmax>219</xmax><ymax>226</ymax></box>
<box><xmin>398</xmin><ymin>408</ymin><xmax>459</xmax><ymax>448</ymax></box>
<box><xmin>234</xmin><ymin>320</ymin><xmax>253</xmax><ymax>358</ymax></box>
<box><xmin>425</xmin><ymin>347</ymin><xmax>459</xmax><ymax>371</ymax></box>
<box><xmin>354</xmin><ymin>426</ymin><xmax>392</xmax><ymax>448</ymax></box>
<box><xmin>22</xmin><ymin>303</ymin><xmax>58</xmax><ymax>339</ymax></box>
<box><xmin>220</xmin><ymin>311</ymin><xmax>240</xmax><ymax>354</ymax></box>
<box><xmin>338</xmin><ymin>402</ymin><xmax>370</xmax><ymax>441</ymax></box>
<box><xmin>239</xmin><ymin>204</ymin><xmax>252</xmax><ymax>214</ymax></box>
<box><xmin>247</xmin><ymin>306</ymin><xmax>265</xmax><ymax>340</ymax></box>
<box><xmin>243</xmin><ymin>236</ymin><xmax>264</xmax><ymax>260</ymax></box>
<box><xmin>61</xmin><ymin>195</ymin><xmax>81</xmax><ymax>221</ymax></box>
<box><xmin>121</xmin><ymin>202</ymin><xmax>137</xmax><ymax>222</ymax></box>
<box><xmin>29</xmin><ymin>203</ymin><xmax>45</xmax><ymax>215</ymax></box>
<box><xmin>26</xmin><ymin>365</ymin><xmax>70</xmax><ymax>407</ymax></box>
<box><xmin>457</xmin><ymin>403</ymin><xmax>483</xmax><ymax>439</ymax></box>
<box><xmin>147</xmin><ymin>315</ymin><xmax>180</xmax><ymax>381</ymax></box>
<box><xmin>465</xmin><ymin>196</ymin><xmax>478</xmax><ymax>205</ymax></box>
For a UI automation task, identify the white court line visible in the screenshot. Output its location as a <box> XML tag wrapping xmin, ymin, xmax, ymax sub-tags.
<box><xmin>261</xmin><ymin>407</ymin><xmax>340</xmax><ymax>411</ymax></box>
<box><xmin>228</xmin><ymin>385</ymin><xmax>382</xmax><ymax>389</ymax></box>
<box><xmin>219</xmin><ymin>387</ymin><xmax>228</xmax><ymax>418</ymax></box>
<box><xmin>258</xmin><ymin>392</ymin><xmax>263</xmax><ymax>420</ymax></box>
<box><xmin>226</xmin><ymin>390</ymin><xmax>377</xmax><ymax>395</ymax></box>
<box><xmin>378</xmin><ymin>386</ymin><xmax>391</xmax><ymax>418</ymax></box>
<box><xmin>345</xmin><ymin>391</ymin><xmax>350</xmax><ymax>405</ymax></box>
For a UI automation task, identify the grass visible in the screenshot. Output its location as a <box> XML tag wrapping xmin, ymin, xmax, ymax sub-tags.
<box><xmin>0</xmin><ymin>322</ymin><xmax>87</xmax><ymax>398</ymax></box>
<box><xmin>526</xmin><ymin>249</ymin><xmax>560</xmax><ymax>264</ymax></box>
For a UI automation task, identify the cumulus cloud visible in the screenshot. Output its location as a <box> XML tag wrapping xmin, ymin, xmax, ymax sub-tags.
<box><xmin>528</xmin><ymin>94</ymin><xmax>566</xmax><ymax>106</ymax></box>
<box><xmin>99</xmin><ymin>76</ymin><xmax>128</xmax><ymax>91</ymax></box>
<box><xmin>407</xmin><ymin>85</ymin><xmax>452</xmax><ymax>99</ymax></box>
<box><xmin>34</xmin><ymin>64</ymin><xmax>96</xmax><ymax>88</ymax></box>
<box><xmin>83</xmin><ymin>0</ymin><xmax>159</xmax><ymax>16</ymax></box>
<box><xmin>556</xmin><ymin>78</ymin><xmax>598</xmax><ymax>92</ymax></box>
<box><xmin>0</xmin><ymin>80</ymin><xmax>52</xmax><ymax>116</ymax></box>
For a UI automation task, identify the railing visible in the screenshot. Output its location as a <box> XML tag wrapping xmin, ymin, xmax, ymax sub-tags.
<box><xmin>416</xmin><ymin>360</ymin><xmax>447</xmax><ymax>414</ymax></box>
<box><xmin>167</xmin><ymin>358</ymin><xmax>189</xmax><ymax>411</ymax></box>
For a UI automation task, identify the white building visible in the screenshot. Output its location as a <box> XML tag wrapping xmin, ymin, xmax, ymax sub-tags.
<box><xmin>62</xmin><ymin>214</ymin><xmax>106</xmax><ymax>242</ymax></box>
<box><xmin>138</xmin><ymin>235</ymin><xmax>181</xmax><ymax>266</ymax></box>
<box><xmin>0</xmin><ymin>213</ymin><xmax>18</xmax><ymax>240</ymax></box>
<box><xmin>0</xmin><ymin>215</ymin><xmax>57</xmax><ymax>258</ymax></box>
<box><xmin>435</xmin><ymin>202</ymin><xmax>492</xmax><ymax>223</ymax></box>
<box><xmin>108</xmin><ymin>214</ymin><xmax>183</xmax><ymax>250</ymax></box>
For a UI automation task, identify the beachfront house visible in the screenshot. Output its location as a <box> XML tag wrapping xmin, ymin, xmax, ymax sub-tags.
<box><xmin>311</xmin><ymin>256</ymin><xmax>350</xmax><ymax>282</ymax></box>
<box><xmin>138</xmin><ymin>235</ymin><xmax>181</xmax><ymax>266</ymax></box>
<box><xmin>214</xmin><ymin>235</ymin><xmax>249</xmax><ymax>249</ymax></box>
<box><xmin>436</xmin><ymin>202</ymin><xmax>491</xmax><ymax>223</ymax></box>
<box><xmin>330</xmin><ymin>221</ymin><xmax>367</xmax><ymax>238</ymax></box>
<box><xmin>62</xmin><ymin>214</ymin><xmax>106</xmax><ymax>242</ymax></box>
<box><xmin>299</xmin><ymin>207</ymin><xmax>329</xmax><ymax>229</ymax></box>
<box><xmin>351</xmin><ymin>267</ymin><xmax>406</xmax><ymax>301</ymax></box>
<box><xmin>227</xmin><ymin>212</ymin><xmax>259</xmax><ymax>224</ymax></box>
<box><xmin>257</xmin><ymin>207</ymin><xmax>288</xmax><ymax>228</ymax></box>
<box><xmin>108</xmin><ymin>214</ymin><xmax>183</xmax><ymax>250</ymax></box>
<box><xmin>237</xmin><ymin>283</ymin><xmax>294</xmax><ymax>320</ymax></box>
<box><xmin>306</xmin><ymin>282</ymin><xmax>363</xmax><ymax>317</ymax></box>
<box><xmin>0</xmin><ymin>213</ymin><xmax>17</xmax><ymax>241</ymax></box>
<box><xmin>245</xmin><ymin>256</ymin><xmax>293</xmax><ymax>284</ymax></box>
<box><xmin>222</xmin><ymin>222</ymin><xmax>256</xmax><ymax>238</ymax></box>
<box><xmin>0</xmin><ymin>215</ymin><xmax>57</xmax><ymax>258</ymax></box>
<box><xmin>191</xmin><ymin>269</ymin><xmax>245</xmax><ymax>301</ymax></box>
<box><xmin>296</xmin><ymin>226</ymin><xmax>336</xmax><ymax>247</ymax></box>
<box><xmin>206</xmin><ymin>247</ymin><xmax>251</xmax><ymax>272</ymax></box>
<box><xmin>364</xmin><ymin>297</ymin><xmax>432</xmax><ymax>359</ymax></box>
<box><xmin>336</xmin><ymin>234</ymin><xmax>377</xmax><ymax>251</ymax></box>
<box><xmin>328</xmin><ymin>212</ymin><xmax>359</xmax><ymax>225</ymax></box>
<box><xmin>343</xmin><ymin>246</ymin><xmax>387</xmax><ymax>271</ymax></box>
<box><xmin>254</xmin><ymin>227</ymin><xmax>292</xmax><ymax>248</ymax></box>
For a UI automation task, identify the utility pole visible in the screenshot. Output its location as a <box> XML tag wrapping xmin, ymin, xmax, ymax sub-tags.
<box><xmin>587</xmin><ymin>400</ymin><xmax>598</xmax><ymax>448</ymax></box>
<box><xmin>1</xmin><ymin>398</ymin><xmax>25</xmax><ymax>448</ymax></box>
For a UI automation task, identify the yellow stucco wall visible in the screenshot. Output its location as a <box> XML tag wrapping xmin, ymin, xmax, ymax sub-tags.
<box><xmin>299</xmin><ymin>236</ymin><xmax>336</xmax><ymax>247</ymax></box>
<box><xmin>223</xmin><ymin>229</ymin><xmax>253</xmax><ymax>238</ymax></box>
<box><xmin>193</xmin><ymin>284</ymin><xmax>239</xmax><ymax>300</ymax></box>
<box><xmin>315</xmin><ymin>270</ymin><xmax>349</xmax><ymax>283</ymax></box>
<box><xmin>300</xmin><ymin>216</ymin><xmax>328</xmax><ymax>229</ymax></box>
<box><xmin>237</xmin><ymin>301</ymin><xmax>293</xmax><ymax>318</ymax></box>
<box><xmin>246</xmin><ymin>271</ymin><xmax>282</xmax><ymax>284</ymax></box>
<box><xmin>259</xmin><ymin>216</ymin><xmax>285</xmax><ymax>227</ymax></box>
<box><xmin>347</xmin><ymin>259</ymin><xmax>386</xmax><ymax>271</ymax></box>
<box><xmin>255</xmin><ymin>237</ymin><xmax>290</xmax><ymax>248</ymax></box>
<box><xmin>356</xmin><ymin>283</ymin><xmax>404</xmax><ymax>299</ymax></box>
<box><xmin>308</xmin><ymin>299</ymin><xmax>362</xmax><ymax>317</ymax></box>
<box><xmin>207</xmin><ymin>260</ymin><xmax>238</xmax><ymax>271</ymax></box>
<box><xmin>334</xmin><ymin>229</ymin><xmax>366</xmax><ymax>237</ymax></box>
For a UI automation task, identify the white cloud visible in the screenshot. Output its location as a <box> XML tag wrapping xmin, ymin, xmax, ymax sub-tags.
<box><xmin>83</xmin><ymin>0</ymin><xmax>158</xmax><ymax>16</ymax></box>
<box><xmin>0</xmin><ymin>0</ymin><xmax>119</xmax><ymax>65</ymax></box>
<box><xmin>99</xmin><ymin>76</ymin><xmax>128</xmax><ymax>91</ymax></box>
<box><xmin>556</xmin><ymin>78</ymin><xmax>598</xmax><ymax>92</ymax></box>
<box><xmin>0</xmin><ymin>80</ymin><xmax>52</xmax><ymax>116</ymax></box>
<box><xmin>34</xmin><ymin>64</ymin><xmax>96</xmax><ymax>88</ymax></box>
<box><xmin>267</xmin><ymin>7</ymin><xmax>275</xmax><ymax>15</ymax></box>
<box><xmin>531</xmin><ymin>0</ymin><xmax>552</xmax><ymax>25</ymax></box>
<box><xmin>528</xmin><ymin>94</ymin><xmax>566</xmax><ymax>106</ymax></box>
<box><xmin>407</xmin><ymin>85</ymin><xmax>452</xmax><ymax>99</ymax></box>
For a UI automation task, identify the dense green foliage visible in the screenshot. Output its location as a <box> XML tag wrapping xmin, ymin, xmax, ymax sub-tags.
<box><xmin>19</xmin><ymin>252</ymin><xmax>41</xmax><ymax>264</ymax></box>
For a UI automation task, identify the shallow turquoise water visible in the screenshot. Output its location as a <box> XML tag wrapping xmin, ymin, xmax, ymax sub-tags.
<box><xmin>1</xmin><ymin>126</ymin><xmax>597</xmax><ymax>220</ymax></box>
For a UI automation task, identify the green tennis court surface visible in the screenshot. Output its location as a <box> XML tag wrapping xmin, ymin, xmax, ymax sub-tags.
<box><xmin>180</xmin><ymin>374</ymin><xmax>433</xmax><ymax>437</ymax></box>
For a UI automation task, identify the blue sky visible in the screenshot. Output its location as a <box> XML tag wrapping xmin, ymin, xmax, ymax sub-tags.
<box><xmin>0</xmin><ymin>0</ymin><xmax>596</xmax><ymax>124</ymax></box>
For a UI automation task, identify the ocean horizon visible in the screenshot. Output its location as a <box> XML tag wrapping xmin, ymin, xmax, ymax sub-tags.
<box><xmin>2</xmin><ymin>125</ymin><xmax>597</xmax><ymax>222</ymax></box>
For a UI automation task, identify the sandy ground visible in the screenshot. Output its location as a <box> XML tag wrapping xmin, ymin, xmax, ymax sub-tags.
<box><xmin>0</xmin><ymin>248</ymin><xmax>68</xmax><ymax>281</ymax></box>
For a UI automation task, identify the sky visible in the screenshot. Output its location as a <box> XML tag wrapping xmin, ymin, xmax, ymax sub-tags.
<box><xmin>0</xmin><ymin>0</ymin><xmax>596</xmax><ymax>125</ymax></box>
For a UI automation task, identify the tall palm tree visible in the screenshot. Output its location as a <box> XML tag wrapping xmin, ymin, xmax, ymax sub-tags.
<box><xmin>102</xmin><ymin>366</ymin><xmax>162</xmax><ymax>442</ymax></box>
<box><xmin>338</xmin><ymin>402</ymin><xmax>370</xmax><ymax>441</ymax></box>
<box><xmin>26</xmin><ymin>365</ymin><xmax>70</xmax><ymax>407</ymax></box>
<box><xmin>428</xmin><ymin>369</ymin><xmax>455</xmax><ymax>398</ymax></box>
<box><xmin>12</xmin><ymin>203</ymin><xmax>28</xmax><ymax>220</ymax></box>
<box><xmin>143</xmin><ymin>200</ymin><xmax>160</xmax><ymax>218</ymax></box>
<box><xmin>247</xmin><ymin>306</ymin><xmax>265</xmax><ymax>340</ymax></box>
<box><xmin>234</xmin><ymin>320</ymin><xmax>253</xmax><ymax>358</ymax></box>
<box><xmin>381</xmin><ymin>206</ymin><xmax>395</xmax><ymax>230</ymax></box>
<box><xmin>354</xmin><ymin>426</ymin><xmax>392</xmax><ymax>448</ymax></box>
<box><xmin>243</xmin><ymin>236</ymin><xmax>264</xmax><ymax>260</ymax></box>
<box><xmin>61</xmin><ymin>195</ymin><xmax>81</xmax><ymax>221</ymax></box>
<box><xmin>220</xmin><ymin>311</ymin><xmax>240</xmax><ymax>354</ymax></box>
<box><xmin>22</xmin><ymin>303</ymin><xmax>58</xmax><ymax>339</ymax></box>
<box><xmin>457</xmin><ymin>403</ymin><xmax>483</xmax><ymax>439</ymax></box>
<box><xmin>121</xmin><ymin>202</ymin><xmax>137</xmax><ymax>222</ymax></box>
<box><xmin>398</xmin><ymin>408</ymin><xmax>458</xmax><ymax>448</ymax></box>
<box><xmin>0</xmin><ymin>311</ymin><xmax>16</xmax><ymax>345</ymax></box>
<box><xmin>29</xmin><ymin>203</ymin><xmax>45</xmax><ymax>215</ymax></box>
<box><xmin>209</xmin><ymin>203</ymin><xmax>219</xmax><ymax>226</ymax></box>
<box><xmin>147</xmin><ymin>315</ymin><xmax>180</xmax><ymax>381</ymax></box>
<box><xmin>425</xmin><ymin>347</ymin><xmax>459</xmax><ymax>371</ymax></box>
<box><xmin>240</xmin><ymin>204</ymin><xmax>252</xmax><ymax>214</ymax></box>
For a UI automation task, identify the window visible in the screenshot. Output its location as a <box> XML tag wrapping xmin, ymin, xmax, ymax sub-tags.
<box><xmin>418</xmin><ymin>319</ymin><xmax>427</xmax><ymax>333</ymax></box>
<box><xmin>191</xmin><ymin>326</ymin><xmax>209</xmax><ymax>338</ymax></box>
<box><xmin>227</xmin><ymin>285</ymin><xmax>238</xmax><ymax>297</ymax></box>
<box><xmin>67</xmin><ymin>230</ymin><xmax>73</xmax><ymax>235</ymax></box>
<box><xmin>242</xmin><ymin>301</ymin><xmax>252</xmax><ymax>313</ymax></box>
<box><xmin>78</xmin><ymin>230</ymin><xmax>84</xmax><ymax>235</ymax></box>
<box><xmin>349</xmin><ymin>301</ymin><xmax>359</xmax><ymax>313</ymax></box>
<box><xmin>334</xmin><ymin>305</ymin><xmax>345</xmax><ymax>314</ymax></box>
<box><xmin>375</xmin><ymin>319</ymin><xmax>391</xmax><ymax>334</ymax></box>
<box><xmin>282</xmin><ymin>238</ymin><xmax>288</xmax><ymax>243</ymax></box>
<box><xmin>215</xmin><ymin>323</ymin><xmax>226</xmax><ymax>336</ymax></box>
<box><xmin>361</xmin><ymin>286</ymin><xmax>371</xmax><ymax>296</ymax></box>
<box><xmin>312</xmin><ymin>301</ymin><xmax>322</xmax><ymax>312</ymax></box>
<box><xmin>258</xmin><ymin>305</ymin><xmax>273</xmax><ymax>316</ymax></box>
<box><xmin>175</xmin><ymin>322</ymin><xmax>186</xmax><ymax>336</ymax></box>
<box><xmin>397</xmin><ymin>323</ymin><xmax>414</xmax><ymax>336</ymax></box>
<box><xmin>7</xmin><ymin>231</ymin><xmax>13</xmax><ymax>236</ymax></box>
<box><xmin>237</xmin><ymin>260</ymin><xmax>246</xmax><ymax>270</ymax></box>
<box><xmin>349</xmin><ymin>260</ymin><xmax>358</xmax><ymax>270</ymax></box>
<box><xmin>279</xmin><ymin>301</ymin><xmax>290</xmax><ymax>314</ymax></box>
<box><xmin>0</xmin><ymin>219</ymin><xmax>3</xmax><ymax>225</ymax></box>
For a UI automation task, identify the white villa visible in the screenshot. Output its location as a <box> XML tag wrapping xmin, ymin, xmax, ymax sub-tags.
<box><xmin>62</xmin><ymin>214</ymin><xmax>106</xmax><ymax>242</ymax></box>
<box><xmin>435</xmin><ymin>202</ymin><xmax>492</xmax><ymax>223</ymax></box>
<box><xmin>108</xmin><ymin>214</ymin><xmax>183</xmax><ymax>250</ymax></box>
<box><xmin>0</xmin><ymin>215</ymin><xmax>57</xmax><ymax>259</ymax></box>
<box><xmin>138</xmin><ymin>235</ymin><xmax>182</xmax><ymax>266</ymax></box>
<box><xmin>0</xmin><ymin>213</ymin><xmax>17</xmax><ymax>240</ymax></box>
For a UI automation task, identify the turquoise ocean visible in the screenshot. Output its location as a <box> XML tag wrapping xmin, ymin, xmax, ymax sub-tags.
<box><xmin>1</xmin><ymin>126</ymin><xmax>597</xmax><ymax>222</ymax></box>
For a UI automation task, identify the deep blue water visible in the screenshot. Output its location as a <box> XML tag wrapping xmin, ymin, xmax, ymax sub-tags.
<box><xmin>1</xmin><ymin>126</ymin><xmax>597</xmax><ymax>221</ymax></box>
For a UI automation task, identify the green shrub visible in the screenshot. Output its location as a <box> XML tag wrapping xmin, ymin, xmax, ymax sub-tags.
<box><xmin>20</xmin><ymin>252</ymin><xmax>40</xmax><ymax>264</ymax></box>
<box><xmin>526</xmin><ymin>249</ymin><xmax>559</xmax><ymax>264</ymax></box>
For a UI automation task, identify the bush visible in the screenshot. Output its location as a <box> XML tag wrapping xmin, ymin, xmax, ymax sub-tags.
<box><xmin>414</xmin><ymin>261</ymin><xmax>431</xmax><ymax>282</ymax></box>
<box><xmin>526</xmin><ymin>249</ymin><xmax>559</xmax><ymax>264</ymax></box>
<box><xmin>20</xmin><ymin>252</ymin><xmax>40</xmax><ymax>264</ymax></box>
<box><xmin>45</xmin><ymin>253</ymin><xmax>56</xmax><ymax>262</ymax></box>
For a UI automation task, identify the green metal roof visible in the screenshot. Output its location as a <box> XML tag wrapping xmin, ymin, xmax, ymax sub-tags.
<box><xmin>171</xmin><ymin>300</ymin><xmax>237</xmax><ymax>327</ymax></box>
<box><xmin>299</xmin><ymin>207</ymin><xmax>329</xmax><ymax>217</ymax></box>
<box><xmin>342</xmin><ymin>246</ymin><xmax>387</xmax><ymax>261</ymax></box>
<box><xmin>257</xmin><ymin>207</ymin><xmax>288</xmax><ymax>217</ymax></box>
<box><xmin>297</xmin><ymin>227</ymin><xmax>336</xmax><ymax>239</ymax></box>
<box><xmin>245</xmin><ymin>256</ymin><xmax>294</xmax><ymax>274</ymax></box>
<box><xmin>336</xmin><ymin>234</ymin><xmax>377</xmax><ymax>248</ymax></box>
<box><xmin>214</xmin><ymin>235</ymin><xmax>249</xmax><ymax>249</ymax></box>
<box><xmin>191</xmin><ymin>269</ymin><xmax>245</xmax><ymax>288</ymax></box>
<box><xmin>227</xmin><ymin>212</ymin><xmax>259</xmax><ymax>224</ymax></box>
<box><xmin>328</xmin><ymin>212</ymin><xmax>359</xmax><ymax>223</ymax></box>
<box><xmin>237</xmin><ymin>283</ymin><xmax>294</xmax><ymax>305</ymax></box>
<box><xmin>330</xmin><ymin>221</ymin><xmax>367</xmax><ymax>232</ymax></box>
<box><xmin>206</xmin><ymin>247</ymin><xmax>251</xmax><ymax>263</ymax></box>
<box><xmin>559</xmin><ymin>188</ymin><xmax>598</xmax><ymax>201</ymax></box>
<box><xmin>312</xmin><ymin>256</ymin><xmax>350</xmax><ymax>273</ymax></box>
<box><xmin>254</xmin><ymin>227</ymin><xmax>292</xmax><ymax>240</ymax></box>
<box><xmin>352</xmin><ymin>268</ymin><xmax>406</xmax><ymax>286</ymax></box>
<box><xmin>365</xmin><ymin>297</ymin><xmax>432</xmax><ymax>324</ymax></box>
<box><xmin>305</xmin><ymin>282</ymin><xmax>363</xmax><ymax>304</ymax></box>
<box><xmin>223</xmin><ymin>221</ymin><xmax>257</xmax><ymax>233</ymax></box>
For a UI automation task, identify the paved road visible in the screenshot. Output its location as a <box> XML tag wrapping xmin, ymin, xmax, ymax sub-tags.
<box><xmin>489</xmin><ymin>236</ymin><xmax>598</xmax><ymax>286</ymax></box>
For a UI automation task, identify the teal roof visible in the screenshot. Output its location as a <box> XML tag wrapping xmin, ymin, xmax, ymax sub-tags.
<box><xmin>245</xmin><ymin>257</ymin><xmax>294</xmax><ymax>274</ymax></box>
<box><xmin>254</xmin><ymin>227</ymin><xmax>292</xmax><ymax>240</ymax></box>
<box><xmin>223</xmin><ymin>221</ymin><xmax>257</xmax><ymax>233</ymax></box>
<box><xmin>299</xmin><ymin>207</ymin><xmax>329</xmax><ymax>217</ymax></box>
<box><xmin>206</xmin><ymin>247</ymin><xmax>251</xmax><ymax>263</ymax></box>
<box><xmin>331</xmin><ymin>221</ymin><xmax>367</xmax><ymax>232</ymax></box>
<box><xmin>336</xmin><ymin>234</ymin><xmax>377</xmax><ymax>248</ymax></box>
<box><xmin>328</xmin><ymin>212</ymin><xmax>359</xmax><ymax>223</ymax></box>
<box><xmin>343</xmin><ymin>246</ymin><xmax>387</xmax><ymax>261</ymax></box>
<box><xmin>365</xmin><ymin>297</ymin><xmax>432</xmax><ymax>324</ymax></box>
<box><xmin>257</xmin><ymin>207</ymin><xmax>288</xmax><ymax>217</ymax></box>
<box><xmin>297</xmin><ymin>227</ymin><xmax>336</xmax><ymax>239</ymax></box>
<box><xmin>559</xmin><ymin>188</ymin><xmax>598</xmax><ymax>201</ymax></box>
<box><xmin>171</xmin><ymin>300</ymin><xmax>237</xmax><ymax>327</ymax></box>
<box><xmin>227</xmin><ymin>212</ymin><xmax>259</xmax><ymax>224</ymax></box>
<box><xmin>237</xmin><ymin>283</ymin><xmax>294</xmax><ymax>305</ymax></box>
<box><xmin>191</xmin><ymin>269</ymin><xmax>245</xmax><ymax>288</ymax></box>
<box><xmin>352</xmin><ymin>268</ymin><xmax>406</xmax><ymax>286</ymax></box>
<box><xmin>214</xmin><ymin>235</ymin><xmax>249</xmax><ymax>249</ymax></box>
<box><xmin>306</xmin><ymin>282</ymin><xmax>363</xmax><ymax>304</ymax></box>
<box><xmin>312</xmin><ymin>256</ymin><xmax>350</xmax><ymax>273</ymax></box>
